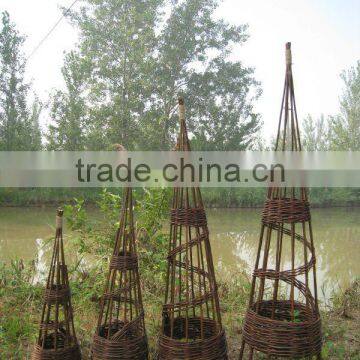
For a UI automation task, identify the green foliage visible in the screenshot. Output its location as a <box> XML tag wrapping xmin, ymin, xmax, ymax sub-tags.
<box><xmin>2</xmin><ymin>186</ymin><xmax>360</xmax><ymax>207</ymax></box>
<box><xmin>201</xmin><ymin>188</ymin><xmax>266</xmax><ymax>207</ymax></box>
<box><xmin>0</xmin><ymin>187</ymin><xmax>108</xmax><ymax>206</ymax></box>
<box><xmin>151</xmin><ymin>0</ymin><xmax>262</xmax><ymax>150</ymax></box>
<box><xmin>64</xmin><ymin>197</ymin><xmax>87</xmax><ymax>230</ymax></box>
<box><xmin>1</xmin><ymin>261</ymin><xmax>358</xmax><ymax>358</ymax></box>
<box><xmin>330</xmin><ymin>61</ymin><xmax>360</xmax><ymax>151</ymax></box>
<box><xmin>302</xmin><ymin>114</ymin><xmax>331</xmax><ymax>151</ymax></box>
<box><xmin>0</xmin><ymin>260</ymin><xmax>41</xmax><ymax>357</ymax></box>
<box><xmin>134</xmin><ymin>187</ymin><xmax>170</xmax><ymax>234</ymax></box>
<box><xmin>47</xmin><ymin>51</ymin><xmax>87</xmax><ymax>150</ymax></box>
<box><xmin>64</xmin><ymin>188</ymin><xmax>171</xmax><ymax>275</ymax></box>
<box><xmin>0</xmin><ymin>5</ymin><xmax>359</xmax><ymax>208</ymax></box>
<box><xmin>47</xmin><ymin>0</ymin><xmax>261</xmax><ymax>151</ymax></box>
<box><xmin>0</xmin><ymin>11</ymin><xmax>42</xmax><ymax>151</ymax></box>
<box><xmin>300</xmin><ymin>62</ymin><xmax>360</xmax><ymax>207</ymax></box>
<box><xmin>320</xmin><ymin>279</ymin><xmax>360</xmax><ymax>359</ymax></box>
<box><xmin>302</xmin><ymin>61</ymin><xmax>360</xmax><ymax>153</ymax></box>
<box><xmin>28</xmin><ymin>98</ymin><xmax>43</xmax><ymax>150</ymax></box>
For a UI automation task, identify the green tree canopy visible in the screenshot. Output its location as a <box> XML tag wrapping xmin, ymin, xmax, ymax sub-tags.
<box><xmin>49</xmin><ymin>0</ymin><xmax>261</xmax><ymax>150</ymax></box>
<box><xmin>47</xmin><ymin>52</ymin><xmax>87</xmax><ymax>150</ymax></box>
<box><xmin>302</xmin><ymin>114</ymin><xmax>331</xmax><ymax>151</ymax></box>
<box><xmin>330</xmin><ymin>61</ymin><xmax>360</xmax><ymax>150</ymax></box>
<box><xmin>0</xmin><ymin>11</ymin><xmax>42</xmax><ymax>150</ymax></box>
<box><xmin>302</xmin><ymin>61</ymin><xmax>360</xmax><ymax>152</ymax></box>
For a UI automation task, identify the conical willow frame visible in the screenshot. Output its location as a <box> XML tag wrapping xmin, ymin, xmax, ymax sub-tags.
<box><xmin>157</xmin><ymin>98</ymin><xmax>228</xmax><ymax>360</ymax></box>
<box><xmin>31</xmin><ymin>209</ymin><xmax>81</xmax><ymax>360</ymax></box>
<box><xmin>92</xmin><ymin>186</ymin><xmax>148</xmax><ymax>359</ymax></box>
<box><xmin>239</xmin><ymin>43</ymin><xmax>322</xmax><ymax>359</ymax></box>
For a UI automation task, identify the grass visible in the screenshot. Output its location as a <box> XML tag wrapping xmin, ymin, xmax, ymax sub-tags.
<box><xmin>321</xmin><ymin>280</ymin><xmax>360</xmax><ymax>359</ymax></box>
<box><xmin>0</xmin><ymin>259</ymin><xmax>359</xmax><ymax>359</ymax></box>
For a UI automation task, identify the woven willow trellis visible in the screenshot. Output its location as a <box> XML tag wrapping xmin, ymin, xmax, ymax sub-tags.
<box><xmin>158</xmin><ymin>98</ymin><xmax>228</xmax><ymax>360</ymax></box>
<box><xmin>92</xmin><ymin>186</ymin><xmax>148</xmax><ymax>359</ymax></box>
<box><xmin>239</xmin><ymin>43</ymin><xmax>322</xmax><ymax>359</ymax></box>
<box><xmin>31</xmin><ymin>209</ymin><xmax>81</xmax><ymax>360</ymax></box>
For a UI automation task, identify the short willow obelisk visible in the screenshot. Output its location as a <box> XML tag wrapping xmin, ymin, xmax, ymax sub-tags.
<box><xmin>32</xmin><ymin>209</ymin><xmax>81</xmax><ymax>360</ymax></box>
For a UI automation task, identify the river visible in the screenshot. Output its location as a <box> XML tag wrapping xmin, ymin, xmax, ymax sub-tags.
<box><xmin>1</xmin><ymin>207</ymin><xmax>359</xmax><ymax>303</ymax></box>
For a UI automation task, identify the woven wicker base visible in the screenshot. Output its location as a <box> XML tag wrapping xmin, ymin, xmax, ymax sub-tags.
<box><xmin>242</xmin><ymin>300</ymin><xmax>322</xmax><ymax>358</ymax></box>
<box><xmin>92</xmin><ymin>322</ymin><xmax>148</xmax><ymax>360</ymax></box>
<box><xmin>158</xmin><ymin>317</ymin><xmax>227</xmax><ymax>359</ymax></box>
<box><xmin>31</xmin><ymin>339</ymin><xmax>81</xmax><ymax>360</ymax></box>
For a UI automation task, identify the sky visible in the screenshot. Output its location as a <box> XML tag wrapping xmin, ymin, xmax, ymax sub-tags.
<box><xmin>1</xmin><ymin>0</ymin><xmax>360</xmax><ymax>139</ymax></box>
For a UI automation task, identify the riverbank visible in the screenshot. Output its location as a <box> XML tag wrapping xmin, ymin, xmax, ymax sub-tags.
<box><xmin>0</xmin><ymin>260</ymin><xmax>359</xmax><ymax>359</ymax></box>
<box><xmin>1</xmin><ymin>187</ymin><xmax>360</xmax><ymax>208</ymax></box>
<box><xmin>1</xmin><ymin>205</ymin><xmax>359</xmax><ymax>305</ymax></box>
<box><xmin>1</xmin><ymin>192</ymin><xmax>359</xmax><ymax>358</ymax></box>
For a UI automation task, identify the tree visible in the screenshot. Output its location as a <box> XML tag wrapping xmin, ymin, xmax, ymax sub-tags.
<box><xmin>47</xmin><ymin>52</ymin><xmax>87</xmax><ymax>150</ymax></box>
<box><xmin>0</xmin><ymin>11</ymin><xmax>42</xmax><ymax>150</ymax></box>
<box><xmin>304</xmin><ymin>62</ymin><xmax>360</xmax><ymax>204</ymax></box>
<box><xmin>328</xmin><ymin>61</ymin><xmax>360</xmax><ymax>202</ymax></box>
<box><xmin>51</xmin><ymin>0</ymin><xmax>261</xmax><ymax>150</ymax></box>
<box><xmin>302</xmin><ymin>114</ymin><xmax>330</xmax><ymax>151</ymax></box>
<box><xmin>28</xmin><ymin>98</ymin><xmax>42</xmax><ymax>150</ymax></box>
<box><xmin>302</xmin><ymin>62</ymin><xmax>360</xmax><ymax>152</ymax></box>
<box><xmin>61</xmin><ymin>0</ymin><xmax>161</xmax><ymax>150</ymax></box>
<box><xmin>149</xmin><ymin>0</ymin><xmax>261</xmax><ymax>150</ymax></box>
<box><xmin>330</xmin><ymin>61</ymin><xmax>360</xmax><ymax>150</ymax></box>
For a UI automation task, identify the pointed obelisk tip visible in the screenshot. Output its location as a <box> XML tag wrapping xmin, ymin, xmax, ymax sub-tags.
<box><xmin>285</xmin><ymin>42</ymin><xmax>292</xmax><ymax>66</ymax></box>
<box><xmin>178</xmin><ymin>97</ymin><xmax>185</xmax><ymax>121</ymax></box>
<box><xmin>56</xmin><ymin>208</ymin><xmax>63</xmax><ymax>229</ymax></box>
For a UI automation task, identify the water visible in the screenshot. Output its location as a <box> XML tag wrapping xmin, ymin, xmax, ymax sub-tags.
<box><xmin>208</xmin><ymin>207</ymin><xmax>360</xmax><ymax>302</ymax></box>
<box><xmin>1</xmin><ymin>207</ymin><xmax>359</xmax><ymax>302</ymax></box>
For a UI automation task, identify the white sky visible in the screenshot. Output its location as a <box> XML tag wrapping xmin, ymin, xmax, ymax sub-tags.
<box><xmin>2</xmin><ymin>0</ymin><xmax>360</xmax><ymax>139</ymax></box>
